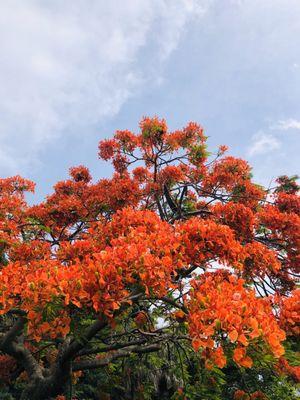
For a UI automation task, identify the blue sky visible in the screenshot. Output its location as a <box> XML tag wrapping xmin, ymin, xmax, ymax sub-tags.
<box><xmin>0</xmin><ymin>0</ymin><xmax>299</xmax><ymax>200</ymax></box>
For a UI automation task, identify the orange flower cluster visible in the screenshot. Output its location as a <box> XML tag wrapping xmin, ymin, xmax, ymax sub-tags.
<box><xmin>276</xmin><ymin>357</ymin><xmax>300</xmax><ymax>383</ymax></box>
<box><xmin>0</xmin><ymin>176</ymin><xmax>35</xmax><ymax>253</ymax></box>
<box><xmin>279</xmin><ymin>289</ymin><xmax>300</xmax><ymax>336</ymax></box>
<box><xmin>203</xmin><ymin>156</ymin><xmax>252</xmax><ymax>192</ymax></box>
<box><xmin>188</xmin><ymin>273</ymin><xmax>285</xmax><ymax>369</ymax></box>
<box><xmin>178</xmin><ymin>217</ymin><xmax>243</xmax><ymax>268</ymax></box>
<box><xmin>0</xmin><ymin>208</ymin><xmax>186</xmax><ymax>340</ymax></box>
<box><xmin>276</xmin><ymin>192</ymin><xmax>300</xmax><ymax>215</ymax></box>
<box><xmin>212</xmin><ymin>202</ymin><xmax>255</xmax><ymax>240</ymax></box>
<box><xmin>258</xmin><ymin>204</ymin><xmax>300</xmax><ymax>274</ymax></box>
<box><xmin>26</xmin><ymin>170</ymin><xmax>141</xmax><ymax>240</ymax></box>
<box><xmin>234</xmin><ymin>390</ymin><xmax>267</xmax><ymax>400</ymax></box>
<box><xmin>243</xmin><ymin>242</ymin><xmax>281</xmax><ymax>277</ymax></box>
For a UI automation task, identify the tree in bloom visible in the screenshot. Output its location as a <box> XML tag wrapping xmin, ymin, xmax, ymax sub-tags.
<box><xmin>0</xmin><ymin>117</ymin><xmax>299</xmax><ymax>400</ymax></box>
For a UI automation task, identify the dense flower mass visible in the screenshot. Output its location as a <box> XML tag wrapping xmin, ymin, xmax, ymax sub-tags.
<box><xmin>0</xmin><ymin>117</ymin><xmax>299</xmax><ymax>400</ymax></box>
<box><xmin>279</xmin><ymin>289</ymin><xmax>300</xmax><ymax>336</ymax></box>
<box><xmin>188</xmin><ymin>273</ymin><xmax>285</xmax><ymax>369</ymax></box>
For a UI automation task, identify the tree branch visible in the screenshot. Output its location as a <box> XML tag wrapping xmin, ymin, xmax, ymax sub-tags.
<box><xmin>159</xmin><ymin>296</ymin><xmax>188</xmax><ymax>314</ymax></box>
<box><xmin>73</xmin><ymin>344</ymin><xmax>161</xmax><ymax>371</ymax></box>
<box><xmin>0</xmin><ymin>315</ymin><xmax>43</xmax><ymax>380</ymax></box>
<box><xmin>77</xmin><ymin>338</ymin><xmax>148</xmax><ymax>357</ymax></box>
<box><xmin>60</xmin><ymin>317</ymin><xmax>108</xmax><ymax>363</ymax></box>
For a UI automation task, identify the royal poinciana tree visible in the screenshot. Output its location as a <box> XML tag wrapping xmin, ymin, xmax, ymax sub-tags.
<box><xmin>0</xmin><ymin>117</ymin><xmax>299</xmax><ymax>400</ymax></box>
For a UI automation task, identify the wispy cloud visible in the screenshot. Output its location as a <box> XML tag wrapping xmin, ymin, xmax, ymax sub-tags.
<box><xmin>270</xmin><ymin>118</ymin><xmax>300</xmax><ymax>131</ymax></box>
<box><xmin>247</xmin><ymin>116</ymin><xmax>300</xmax><ymax>157</ymax></box>
<box><xmin>248</xmin><ymin>132</ymin><xmax>281</xmax><ymax>157</ymax></box>
<box><xmin>0</xmin><ymin>0</ymin><xmax>209</xmax><ymax>174</ymax></box>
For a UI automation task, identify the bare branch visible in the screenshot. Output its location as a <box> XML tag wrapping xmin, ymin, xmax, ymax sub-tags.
<box><xmin>163</xmin><ymin>184</ymin><xmax>178</xmax><ymax>214</ymax></box>
<box><xmin>0</xmin><ymin>315</ymin><xmax>43</xmax><ymax>380</ymax></box>
<box><xmin>77</xmin><ymin>338</ymin><xmax>148</xmax><ymax>357</ymax></box>
<box><xmin>73</xmin><ymin>344</ymin><xmax>161</xmax><ymax>371</ymax></box>
<box><xmin>159</xmin><ymin>296</ymin><xmax>188</xmax><ymax>314</ymax></box>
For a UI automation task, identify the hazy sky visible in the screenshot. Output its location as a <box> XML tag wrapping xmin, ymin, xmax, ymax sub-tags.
<box><xmin>0</xmin><ymin>0</ymin><xmax>299</xmax><ymax>200</ymax></box>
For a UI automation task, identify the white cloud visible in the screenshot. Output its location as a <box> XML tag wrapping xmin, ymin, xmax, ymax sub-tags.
<box><xmin>247</xmin><ymin>116</ymin><xmax>300</xmax><ymax>158</ymax></box>
<box><xmin>0</xmin><ymin>0</ymin><xmax>209</xmax><ymax>174</ymax></box>
<box><xmin>248</xmin><ymin>132</ymin><xmax>281</xmax><ymax>156</ymax></box>
<box><xmin>271</xmin><ymin>118</ymin><xmax>300</xmax><ymax>131</ymax></box>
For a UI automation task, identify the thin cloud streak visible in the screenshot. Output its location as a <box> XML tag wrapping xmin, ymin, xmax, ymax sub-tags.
<box><xmin>248</xmin><ymin>132</ymin><xmax>281</xmax><ymax>157</ymax></box>
<box><xmin>271</xmin><ymin>119</ymin><xmax>300</xmax><ymax>131</ymax></box>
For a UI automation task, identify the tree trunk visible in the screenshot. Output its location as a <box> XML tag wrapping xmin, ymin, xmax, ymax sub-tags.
<box><xmin>20</xmin><ymin>364</ymin><xmax>71</xmax><ymax>400</ymax></box>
